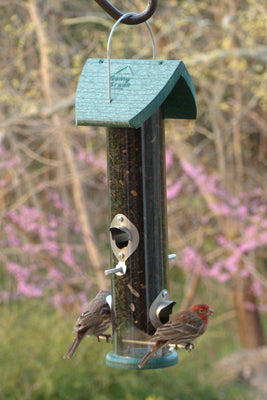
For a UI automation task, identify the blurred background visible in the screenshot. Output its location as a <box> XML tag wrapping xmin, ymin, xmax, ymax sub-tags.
<box><xmin>0</xmin><ymin>0</ymin><xmax>266</xmax><ymax>399</ymax></box>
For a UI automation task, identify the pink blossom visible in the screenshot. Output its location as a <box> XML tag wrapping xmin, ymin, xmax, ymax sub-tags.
<box><xmin>205</xmin><ymin>174</ymin><xmax>222</xmax><ymax>195</ymax></box>
<box><xmin>236</xmin><ymin>205</ymin><xmax>248</xmax><ymax>218</ymax></box>
<box><xmin>95</xmin><ymin>151</ymin><xmax>107</xmax><ymax>171</ymax></box>
<box><xmin>258</xmin><ymin>304</ymin><xmax>267</xmax><ymax>313</ymax></box>
<box><xmin>181</xmin><ymin>247</ymin><xmax>200</xmax><ymax>270</ymax></box>
<box><xmin>252</xmin><ymin>188</ymin><xmax>263</xmax><ymax>197</ymax></box>
<box><xmin>209</xmin><ymin>202</ymin><xmax>231</xmax><ymax>215</ymax></box>
<box><xmin>239</xmin><ymin>240</ymin><xmax>258</xmax><ymax>253</ymax></box>
<box><xmin>7</xmin><ymin>262</ymin><xmax>30</xmax><ymax>281</ymax></box>
<box><xmin>21</xmin><ymin>206</ymin><xmax>42</xmax><ymax>220</ymax></box>
<box><xmin>38</xmin><ymin>225</ymin><xmax>57</xmax><ymax>239</ymax></box>
<box><xmin>49</xmin><ymin>216</ymin><xmax>58</xmax><ymax>229</ymax></box>
<box><xmin>0</xmin><ymin>291</ymin><xmax>10</xmax><ymax>302</ymax></box>
<box><xmin>244</xmin><ymin>225</ymin><xmax>258</xmax><ymax>238</ymax></box>
<box><xmin>225</xmin><ymin>261</ymin><xmax>239</xmax><ymax>274</ymax></box>
<box><xmin>0</xmin><ymin>145</ymin><xmax>8</xmax><ymax>157</ymax></box>
<box><xmin>257</xmin><ymin>205</ymin><xmax>267</xmax><ymax>213</ymax></box>
<box><xmin>167</xmin><ymin>179</ymin><xmax>183</xmax><ymax>200</ymax></box>
<box><xmin>48</xmin><ymin>193</ymin><xmax>71</xmax><ymax>212</ymax></box>
<box><xmin>37</xmin><ymin>182</ymin><xmax>48</xmax><ymax>191</ymax></box>
<box><xmin>209</xmin><ymin>261</ymin><xmax>224</xmax><ymax>277</ymax></box>
<box><xmin>5</xmin><ymin>210</ymin><xmax>19</xmax><ymax>223</ymax></box>
<box><xmin>181</xmin><ymin>246</ymin><xmax>208</xmax><ymax>275</ymax></box>
<box><xmin>216</xmin><ymin>235</ymin><xmax>232</xmax><ymax>248</ymax></box>
<box><xmin>225</xmin><ymin>250</ymin><xmax>242</xmax><ymax>274</ymax></box>
<box><xmin>244</xmin><ymin>301</ymin><xmax>256</xmax><ymax>312</ymax></box>
<box><xmin>86</xmin><ymin>153</ymin><xmax>94</xmax><ymax>164</ymax></box>
<box><xmin>5</xmin><ymin>224</ymin><xmax>21</xmax><ymax>247</ymax></box>
<box><xmin>17</xmin><ymin>281</ymin><xmax>43</xmax><ymax>298</ymax></box>
<box><xmin>85</xmin><ymin>280</ymin><xmax>93</xmax><ymax>290</ymax></box>
<box><xmin>48</xmin><ymin>268</ymin><xmax>64</xmax><ymax>280</ymax></box>
<box><xmin>61</xmin><ymin>244</ymin><xmax>75</xmax><ymax>267</ymax></box>
<box><xmin>170</xmin><ymin>161</ymin><xmax>267</xmax><ymax>292</ymax></box>
<box><xmin>229</xmin><ymin>197</ymin><xmax>239</xmax><ymax>207</ymax></box>
<box><xmin>199</xmin><ymin>215</ymin><xmax>210</xmax><ymax>225</ymax></box>
<box><xmin>22</xmin><ymin>243</ymin><xmax>42</xmax><ymax>254</ymax></box>
<box><xmin>73</xmin><ymin>223</ymin><xmax>81</xmax><ymax>233</ymax></box>
<box><xmin>52</xmin><ymin>293</ymin><xmax>75</xmax><ymax>307</ymax></box>
<box><xmin>77</xmin><ymin>149</ymin><xmax>86</xmax><ymax>161</ymax></box>
<box><xmin>181</xmin><ymin>160</ymin><xmax>203</xmax><ymax>180</ymax></box>
<box><xmin>51</xmin><ymin>293</ymin><xmax>63</xmax><ymax>306</ymax></box>
<box><xmin>77</xmin><ymin>148</ymin><xmax>94</xmax><ymax>164</ymax></box>
<box><xmin>0</xmin><ymin>155</ymin><xmax>21</xmax><ymax>169</ymax></box>
<box><xmin>251</xmin><ymin>280</ymin><xmax>263</xmax><ymax>297</ymax></box>
<box><xmin>251</xmin><ymin>214</ymin><xmax>261</xmax><ymax>223</ymax></box>
<box><xmin>258</xmin><ymin>231</ymin><xmax>267</xmax><ymax>244</ymax></box>
<box><xmin>8</xmin><ymin>206</ymin><xmax>44</xmax><ymax>233</ymax></box>
<box><xmin>165</xmin><ymin>148</ymin><xmax>174</xmax><ymax>170</ymax></box>
<box><xmin>240</xmin><ymin>269</ymin><xmax>250</xmax><ymax>278</ymax></box>
<box><xmin>209</xmin><ymin>261</ymin><xmax>232</xmax><ymax>282</ymax></box>
<box><xmin>216</xmin><ymin>273</ymin><xmax>230</xmax><ymax>283</ymax></box>
<box><xmin>77</xmin><ymin>292</ymin><xmax>88</xmax><ymax>308</ymax></box>
<box><xmin>43</xmin><ymin>240</ymin><xmax>59</xmax><ymax>256</ymax></box>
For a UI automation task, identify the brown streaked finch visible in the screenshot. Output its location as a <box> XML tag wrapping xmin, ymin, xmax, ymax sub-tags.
<box><xmin>138</xmin><ymin>304</ymin><xmax>214</xmax><ymax>368</ymax></box>
<box><xmin>64</xmin><ymin>289</ymin><xmax>112</xmax><ymax>359</ymax></box>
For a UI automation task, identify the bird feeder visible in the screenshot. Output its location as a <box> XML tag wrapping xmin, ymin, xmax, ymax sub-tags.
<box><xmin>75</xmin><ymin>13</ymin><xmax>196</xmax><ymax>369</ymax></box>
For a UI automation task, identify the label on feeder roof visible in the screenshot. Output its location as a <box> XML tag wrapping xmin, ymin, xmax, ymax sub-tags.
<box><xmin>76</xmin><ymin>59</ymin><xmax>197</xmax><ymax>128</ymax></box>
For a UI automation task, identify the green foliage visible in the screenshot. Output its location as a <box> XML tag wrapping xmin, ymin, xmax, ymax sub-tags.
<box><xmin>0</xmin><ymin>301</ymin><xmax>255</xmax><ymax>400</ymax></box>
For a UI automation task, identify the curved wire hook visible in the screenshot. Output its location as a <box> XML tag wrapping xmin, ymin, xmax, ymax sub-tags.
<box><xmin>107</xmin><ymin>12</ymin><xmax>156</xmax><ymax>102</ymax></box>
<box><xmin>94</xmin><ymin>0</ymin><xmax>158</xmax><ymax>25</ymax></box>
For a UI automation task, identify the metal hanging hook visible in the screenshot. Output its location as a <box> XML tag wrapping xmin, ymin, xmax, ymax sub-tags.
<box><xmin>94</xmin><ymin>0</ymin><xmax>158</xmax><ymax>25</ymax></box>
<box><xmin>107</xmin><ymin>13</ymin><xmax>156</xmax><ymax>103</ymax></box>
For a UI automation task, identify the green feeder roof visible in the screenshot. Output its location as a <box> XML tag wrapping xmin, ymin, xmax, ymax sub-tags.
<box><xmin>76</xmin><ymin>59</ymin><xmax>197</xmax><ymax>128</ymax></box>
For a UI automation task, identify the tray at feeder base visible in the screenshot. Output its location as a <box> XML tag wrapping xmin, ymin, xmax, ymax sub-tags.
<box><xmin>106</xmin><ymin>348</ymin><xmax>178</xmax><ymax>370</ymax></box>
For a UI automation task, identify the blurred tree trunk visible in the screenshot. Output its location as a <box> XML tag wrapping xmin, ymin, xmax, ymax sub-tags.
<box><xmin>233</xmin><ymin>276</ymin><xmax>264</xmax><ymax>348</ymax></box>
<box><xmin>27</xmin><ymin>0</ymin><xmax>107</xmax><ymax>290</ymax></box>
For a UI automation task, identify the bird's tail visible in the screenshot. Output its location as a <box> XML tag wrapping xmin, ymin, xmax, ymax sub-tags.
<box><xmin>138</xmin><ymin>348</ymin><xmax>157</xmax><ymax>368</ymax></box>
<box><xmin>138</xmin><ymin>342</ymin><xmax>166</xmax><ymax>368</ymax></box>
<box><xmin>63</xmin><ymin>335</ymin><xmax>83</xmax><ymax>359</ymax></box>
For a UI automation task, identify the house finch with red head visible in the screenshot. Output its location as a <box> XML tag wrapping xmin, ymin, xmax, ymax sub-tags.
<box><xmin>64</xmin><ymin>289</ymin><xmax>112</xmax><ymax>359</ymax></box>
<box><xmin>138</xmin><ymin>304</ymin><xmax>214</xmax><ymax>368</ymax></box>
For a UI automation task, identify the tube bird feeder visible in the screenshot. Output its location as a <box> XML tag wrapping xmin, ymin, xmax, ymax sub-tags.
<box><xmin>75</xmin><ymin>20</ymin><xmax>196</xmax><ymax>369</ymax></box>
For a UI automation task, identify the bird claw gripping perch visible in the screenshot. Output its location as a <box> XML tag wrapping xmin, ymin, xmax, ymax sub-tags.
<box><xmin>174</xmin><ymin>343</ymin><xmax>194</xmax><ymax>351</ymax></box>
<box><xmin>97</xmin><ymin>334</ymin><xmax>113</xmax><ymax>343</ymax></box>
<box><xmin>184</xmin><ymin>343</ymin><xmax>194</xmax><ymax>352</ymax></box>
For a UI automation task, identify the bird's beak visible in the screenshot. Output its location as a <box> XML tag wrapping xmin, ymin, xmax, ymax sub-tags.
<box><xmin>208</xmin><ymin>308</ymin><xmax>214</xmax><ymax>315</ymax></box>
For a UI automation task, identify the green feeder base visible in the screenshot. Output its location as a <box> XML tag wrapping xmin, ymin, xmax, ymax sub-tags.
<box><xmin>106</xmin><ymin>348</ymin><xmax>178</xmax><ymax>370</ymax></box>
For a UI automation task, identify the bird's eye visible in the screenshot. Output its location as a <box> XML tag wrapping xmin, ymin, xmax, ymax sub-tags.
<box><xmin>199</xmin><ymin>309</ymin><xmax>205</xmax><ymax>313</ymax></box>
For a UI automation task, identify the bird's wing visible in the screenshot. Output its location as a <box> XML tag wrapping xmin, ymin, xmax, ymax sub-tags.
<box><xmin>99</xmin><ymin>303</ymin><xmax>111</xmax><ymax>316</ymax></box>
<box><xmin>73</xmin><ymin>300</ymin><xmax>110</xmax><ymax>333</ymax></box>
<box><xmin>73</xmin><ymin>307</ymin><xmax>105</xmax><ymax>332</ymax></box>
<box><xmin>152</xmin><ymin>319</ymin><xmax>205</xmax><ymax>343</ymax></box>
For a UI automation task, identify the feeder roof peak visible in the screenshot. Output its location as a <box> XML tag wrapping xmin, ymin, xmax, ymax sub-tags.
<box><xmin>76</xmin><ymin>59</ymin><xmax>197</xmax><ymax>128</ymax></box>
